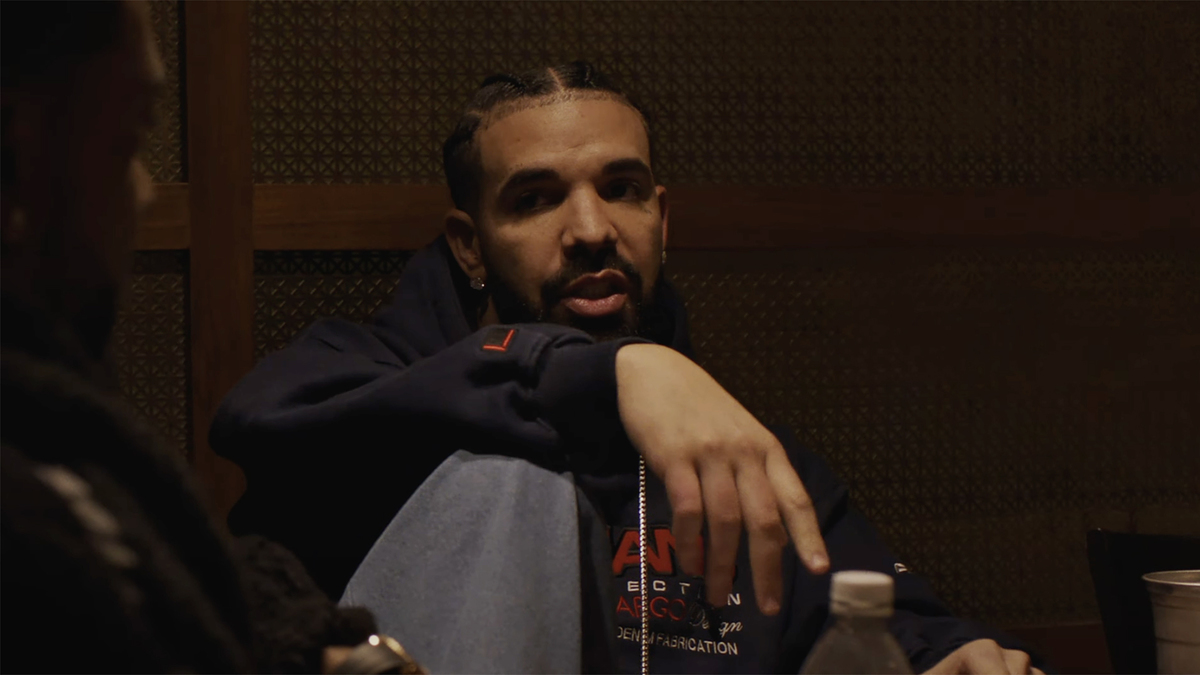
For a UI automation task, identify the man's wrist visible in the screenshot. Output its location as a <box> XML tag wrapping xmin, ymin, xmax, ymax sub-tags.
<box><xmin>537</xmin><ymin>337</ymin><xmax>646</xmax><ymax>470</ymax></box>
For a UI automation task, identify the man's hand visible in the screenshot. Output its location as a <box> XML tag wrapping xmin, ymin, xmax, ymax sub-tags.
<box><xmin>924</xmin><ymin>640</ymin><xmax>1044</xmax><ymax>675</ymax></box>
<box><xmin>615</xmin><ymin>343</ymin><xmax>830</xmax><ymax>615</ymax></box>
<box><xmin>323</xmin><ymin>646</ymin><xmax>354</xmax><ymax>673</ymax></box>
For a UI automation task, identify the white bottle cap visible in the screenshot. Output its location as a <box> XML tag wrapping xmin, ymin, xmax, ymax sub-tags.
<box><xmin>830</xmin><ymin>570</ymin><xmax>895</xmax><ymax>618</ymax></box>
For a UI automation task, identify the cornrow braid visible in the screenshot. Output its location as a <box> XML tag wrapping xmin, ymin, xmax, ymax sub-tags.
<box><xmin>442</xmin><ymin>61</ymin><xmax>650</xmax><ymax>215</ymax></box>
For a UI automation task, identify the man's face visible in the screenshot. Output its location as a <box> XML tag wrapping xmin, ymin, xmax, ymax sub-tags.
<box><xmin>6</xmin><ymin>0</ymin><xmax>163</xmax><ymax>353</ymax></box>
<box><xmin>472</xmin><ymin>96</ymin><xmax>667</xmax><ymax>340</ymax></box>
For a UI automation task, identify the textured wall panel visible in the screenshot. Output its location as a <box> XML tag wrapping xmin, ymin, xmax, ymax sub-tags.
<box><xmin>111</xmin><ymin>251</ymin><xmax>191</xmax><ymax>459</ymax></box>
<box><xmin>251</xmin><ymin>1</ymin><xmax>1198</xmax><ymax>186</ymax></box>
<box><xmin>670</xmin><ymin>247</ymin><xmax>1200</xmax><ymax>626</ymax></box>
<box><xmin>254</xmin><ymin>251</ymin><xmax>412</xmax><ymax>358</ymax></box>
<box><xmin>147</xmin><ymin>0</ymin><xmax>185</xmax><ymax>182</ymax></box>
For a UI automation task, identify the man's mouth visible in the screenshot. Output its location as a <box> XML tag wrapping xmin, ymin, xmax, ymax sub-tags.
<box><xmin>560</xmin><ymin>270</ymin><xmax>630</xmax><ymax>318</ymax></box>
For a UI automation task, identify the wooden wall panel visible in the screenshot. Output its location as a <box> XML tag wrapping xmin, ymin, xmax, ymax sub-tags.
<box><xmin>185</xmin><ymin>1</ymin><xmax>253</xmax><ymax>518</ymax></box>
<box><xmin>238</xmin><ymin>184</ymin><xmax>1198</xmax><ymax>251</ymax></box>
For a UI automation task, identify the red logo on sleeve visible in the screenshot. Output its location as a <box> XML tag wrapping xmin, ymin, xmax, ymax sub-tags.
<box><xmin>481</xmin><ymin>327</ymin><xmax>516</xmax><ymax>352</ymax></box>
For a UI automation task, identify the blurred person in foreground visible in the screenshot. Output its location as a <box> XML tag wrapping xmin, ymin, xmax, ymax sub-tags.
<box><xmin>0</xmin><ymin>2</ymin><xmax>422</xmax><ymax>672</ymax></box>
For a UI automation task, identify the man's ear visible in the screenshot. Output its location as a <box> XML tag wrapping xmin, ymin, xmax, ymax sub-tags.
<box><xmin>444</xmin><ymin>208</ymin><xmax>487</xmax><ymax>282</ymax></box>
<box><xmin>656</xmin><ymin>185</ymin><xmax>669</xmax><ymax>251</ymax></box>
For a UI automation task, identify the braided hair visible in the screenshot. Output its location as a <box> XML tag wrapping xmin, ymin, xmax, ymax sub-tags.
<box><xmin>442</xmin><ymin>61</ymin><xmax>650</xmax><ymax>215</ymax></box>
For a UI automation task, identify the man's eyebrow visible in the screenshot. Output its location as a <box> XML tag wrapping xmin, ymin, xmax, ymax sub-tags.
<box><xmin>602</xmin><ymin>158</ymin><xmax>654</xmax><ymax>179</ymax></box>
<box><xmin>498</xmin><ymin>167</ymin><xmax>561</xmax><ymax>197</ymax></box>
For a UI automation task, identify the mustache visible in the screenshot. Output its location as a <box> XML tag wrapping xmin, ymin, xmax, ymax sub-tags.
<box><xmin>540</xmin><ymin>250</ymin><xmax>644</xmax><ymax>306</ymax></box>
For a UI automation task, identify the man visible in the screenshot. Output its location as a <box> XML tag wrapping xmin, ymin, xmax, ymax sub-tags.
<box><xmin>212</xmin><ymin>62</ymin><xmax>1044</xmax><ymax>674</ymax></box>
<box><xmin>1</xmin><ymin>2</ymin><xmax>420</xmax><ymax>672</ymax></box>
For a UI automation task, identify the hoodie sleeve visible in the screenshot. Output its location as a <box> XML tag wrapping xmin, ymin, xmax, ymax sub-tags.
<box><xmin>209</xmin><ymin>317</ymin><xmax>646</xmax><ymax>597</ymax></box>
<box><xmin>771</xmin><ymin>428</ymin><xmax>1050</xmax><ymax>674</ymax></box>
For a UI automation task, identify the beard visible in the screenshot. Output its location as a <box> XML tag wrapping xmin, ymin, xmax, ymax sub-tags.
<box><xmin>482</xmin><ymin>246</ymin><xmax>673</xmax><ymax>344</ymax></box>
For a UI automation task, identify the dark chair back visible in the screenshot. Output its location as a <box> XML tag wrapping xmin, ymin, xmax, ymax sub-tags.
<box><xmin>1086</xmin><ymin>529</ymin><xmax>1200</xmax><ymax>674</ymax></box>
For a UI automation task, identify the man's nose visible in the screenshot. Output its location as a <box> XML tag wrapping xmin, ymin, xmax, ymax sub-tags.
<box><xmin>562</xmin><ymin>188</ymin><xmax>618</xmax><ymax>252</ymax></box>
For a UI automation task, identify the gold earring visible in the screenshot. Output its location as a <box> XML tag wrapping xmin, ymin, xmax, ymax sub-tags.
<box><xmin>661</xmin><ymin>250</ymin><xmax>667</xmax><ymax>265</ymax></box>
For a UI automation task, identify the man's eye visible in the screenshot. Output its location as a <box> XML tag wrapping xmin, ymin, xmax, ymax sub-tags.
<box><xmin>514</xmin><ymin>192</ymin><xmax>542</xmax><ymax>213</ymax></box>
<box><xmin>609</xmin><ymin>181</ymin><xmax>641</xmax><ymax>200</ymax></box>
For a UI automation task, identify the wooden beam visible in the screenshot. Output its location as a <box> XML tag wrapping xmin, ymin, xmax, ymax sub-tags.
<box><xmin>137</xmin><ymin>183</ymin><xmax>190</xmax><ymax>249</ymax></box>
<box><xmin>134</xmin><ymin>184</ymin><xmax>1193</xmax><ymax>252</ymax></box>
<box><xmin>666</xmin><ymin>185</ymin><xmax>1198</xmax><ymax>249</ymax></box>
<box><xmin>185</xmin><ymin>1</ymin><xmax>251</xmax><ymax>519</ymax></box>
<box><xmin>253</xmin><ymin>183</ymin><xmax>447</xmax><ymax>250</ymax></box>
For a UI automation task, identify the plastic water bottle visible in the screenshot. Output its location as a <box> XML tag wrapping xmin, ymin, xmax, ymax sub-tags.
<box><xmin>800</xmin><ymin>570</ymin><xmax>914</xmax><ymax>674</ymax></box>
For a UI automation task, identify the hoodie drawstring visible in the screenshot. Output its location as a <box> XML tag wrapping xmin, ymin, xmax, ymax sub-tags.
<box><xmin>638</xmin><ymin>457</ymin><xmax>650</xmax><ymax>675</ymax></box>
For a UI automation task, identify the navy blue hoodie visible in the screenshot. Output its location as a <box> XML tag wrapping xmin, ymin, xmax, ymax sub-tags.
<box><xmin>211</xmin><ymin>237</ymin><xmax>1041</xmax><ymax>673</ymax></box>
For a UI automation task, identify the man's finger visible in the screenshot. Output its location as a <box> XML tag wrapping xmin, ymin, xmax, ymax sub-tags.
<box><xmin>735</xmin><ymin>463</ymin><xmax>786</xmax><ymax>615</ymax></box>
<box><xmin>954</xmin><ymin>641</ymin><xmax>1009</xmax><ymax>675</ymax></box>
<box><xmin>1003</xmin><ymin>649</ymin><xmax>1032</xmax><ymax>675</ymax></box>
<box><xmin>967</xmin><ymin>649</ymin><xmax>1011</xmax><ymax>675</ymax></box>
<box><xmin>765</xmin><ymin>449</ymin><xmax>829</xmax><ymax>574</ymax></box>
<box><xmin>664</xmin><ymin>466</ymin><xmax>705</xmax><ymax>577</ymax></box>
<box><xmin>922</xmin><ymin>640</ymin><xmax>1014</xmax><ymax>674</ymax></box>
<box><xmin>699</xmin><ymin>462</ymin><xmax>741</xmax><ymax>607</ymax></box>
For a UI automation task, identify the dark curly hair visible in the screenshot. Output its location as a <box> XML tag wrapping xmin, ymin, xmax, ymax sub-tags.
<box><xmin>2</xmin><ymin>0</ymin><xmax>124</xmax><ymax>189</ymax></box>
<box><xmin>1</xmin><ymin>1</ymin><xmax>123</xmax><ymax>90</ymax></box>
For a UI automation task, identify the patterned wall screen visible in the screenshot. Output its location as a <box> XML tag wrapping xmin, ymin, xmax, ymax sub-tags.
<box><xmin>246</xmin><ymin>1</ymin><xmax>1200</xmax><ymax>628</ymax></box>
<box><xmin>146</xmin><ymin>0</ymin><xmax>185</xmax><ymax>182</ymax></box>
<box><xmin>251</xmin><ymin>1</ymin><xmax>1198</xmax><ymax>186</ymax></box>
<box><xmin>255</xmin><ymin>251</ymin><xmax>413</xmax><ymax>358</ymax></box>
<box><xmin>111</xmin><ymin>251</ymin><xmax>191</xmax><ymax>460</ymax></box>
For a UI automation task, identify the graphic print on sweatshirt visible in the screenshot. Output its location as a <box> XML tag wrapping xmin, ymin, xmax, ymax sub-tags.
<box><xmin>609</xmin><ymin>524</ymin><xmax>751</xmax><ymax>664</ymax></box>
